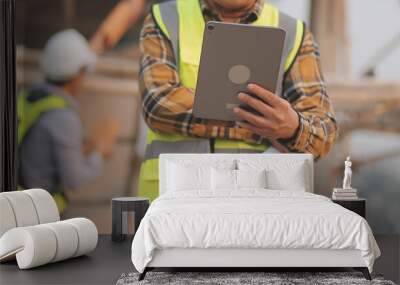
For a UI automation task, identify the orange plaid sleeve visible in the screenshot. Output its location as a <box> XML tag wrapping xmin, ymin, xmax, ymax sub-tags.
<box><xmin>280</xmin><ymin>30</ymin><xmax>338</xmax><ymax>158</ymax></box>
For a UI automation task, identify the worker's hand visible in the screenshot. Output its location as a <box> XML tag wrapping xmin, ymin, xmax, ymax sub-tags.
<box><xmin>233</xmin><ymin>84</ymin><xmax>300</xmax><ymax>140</ymax></box>
<box><xmin>92</xmin><ymin>118</ymin><xmax>120</xmax><ymax>159</ymax></box>
<box><xmin>83</xmin><ymin>139</ymin><xmax>96</xmax><ymax>156</ymax></box>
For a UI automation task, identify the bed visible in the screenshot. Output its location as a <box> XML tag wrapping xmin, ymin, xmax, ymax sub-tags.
<box><xmin>131</xmin><ymin>154</ymin><xmax>380</xmax><ymax>281</ymax></box>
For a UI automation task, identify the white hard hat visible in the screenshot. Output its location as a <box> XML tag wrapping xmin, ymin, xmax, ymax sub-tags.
<box><xmin>40</xmin><ymin>29</ymin><xmax>97</xmax><ymax>82</ymax></box>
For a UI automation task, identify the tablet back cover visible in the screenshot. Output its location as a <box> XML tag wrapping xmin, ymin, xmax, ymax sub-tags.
<box><xmin>193</xmin><ymin>22</ymin><xmax>286</xmax><ymax>121</ymax></box>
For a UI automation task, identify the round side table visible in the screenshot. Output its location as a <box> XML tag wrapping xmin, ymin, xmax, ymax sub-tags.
<box><xmin>111</xmin><ymin>197</ymin><xmax>149</xmax><ymax>242</ymax></box>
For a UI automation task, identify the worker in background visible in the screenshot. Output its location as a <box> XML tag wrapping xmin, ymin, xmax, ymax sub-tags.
<box><xmin>18</xmin><ymin>29</ymin><xmax>119</xmax><ymax>214</ymax></box>
<box><xmin>138</xmin><ymin>0</ymin><xmax>339</xmax><ymax>201</ymax></box>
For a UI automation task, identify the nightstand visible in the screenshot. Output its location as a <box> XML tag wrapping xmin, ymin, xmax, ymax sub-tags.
<box><xmin>332</xmin><ymin>198</ymin><xmax>366</xmax><ymax>218</ymax></box>
<box><xmin>112</xmin><ymin>197</ymin><xmax>150</xmax><ymax>242</ymax></box>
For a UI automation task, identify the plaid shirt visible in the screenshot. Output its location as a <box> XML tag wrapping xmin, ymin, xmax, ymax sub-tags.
<box><xmin>139</xmin><ymin>0</ymin><xmax>338</xmax><ymax>158</ymax></box>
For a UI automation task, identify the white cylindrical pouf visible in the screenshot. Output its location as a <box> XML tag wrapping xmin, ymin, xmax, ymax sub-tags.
<box><xmin>0</xmin><ymin>196</ymin><xmax>17</xmax><ymax>237</ymax></box>
<box><xmin>43</xmin><ymin>221</ymin><xmax>79</xmax><ymax>262</ymax></box>
<box><xmin>0</xmin><ymin>226</ymin><xmax>57</xmax><ymax>269</ymax></box>
<box><xmin>24</xmin><ymin>189</ymin><xmax>60</xmax><ymax>223</ymax></box>
<box><xmin>0</xmin><ymin>192</ymin><xmax>39</xmax><ymax>227</ymax></box>
<box><xmin>0</xmin><ymin>219</ymin><xmax>98</xmax><ymax>269</ymax></box>
<box><xmin>64</xmin><ymin>218</ymin><xmax>98</xmax><ymax>257</ymax></box>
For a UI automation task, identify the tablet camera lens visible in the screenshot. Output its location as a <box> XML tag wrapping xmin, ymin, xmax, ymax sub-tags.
<box><xmin>207</xmin><ymin>24</ymin><xmax>215</xmax><ymax>31</ymax></box>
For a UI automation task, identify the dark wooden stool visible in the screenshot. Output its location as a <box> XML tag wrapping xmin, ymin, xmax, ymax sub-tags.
<box><xmin>112</xmin><ymin>197</ymin><xmax>149</xmax><ymax>242</ymax></box>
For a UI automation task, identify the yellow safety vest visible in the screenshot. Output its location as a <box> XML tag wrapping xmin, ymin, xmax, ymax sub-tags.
<box><xmin>139</xmin><ymin>0</ymin><xmax>305</xmax><ymax>201</ymax></box>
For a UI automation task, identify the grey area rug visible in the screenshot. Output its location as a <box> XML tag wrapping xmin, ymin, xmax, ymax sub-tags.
<box><xmin>117</xmin><ymin>272</ymin><xmax>396</xmax><ymax>285</ymax></box>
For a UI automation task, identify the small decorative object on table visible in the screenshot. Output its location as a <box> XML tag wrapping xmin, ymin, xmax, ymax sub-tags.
<box><xmin>332</xmin><ymin>157</ymin><xmax>366</xmax><ymax>218</ymax></box>
<box><xmin>112</xmin><ymin>197</ymin><xmax>149</xmax><ymax>242</ymax></box>
<box><xmin>332</xmin><ymin>156</ymin><xmax>358</xmax><ymax>200</ymax></box>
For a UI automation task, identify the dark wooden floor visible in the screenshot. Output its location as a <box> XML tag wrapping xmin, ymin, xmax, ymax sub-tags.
<box><xmin>0</xmin><ymin>235</ymin><xmax>398</xmax><ymax>285</ymax></box>
<box><xmin>0</xmin><ymin>235</ymin><xmax>134</xmax><ymax>285</ymax></box>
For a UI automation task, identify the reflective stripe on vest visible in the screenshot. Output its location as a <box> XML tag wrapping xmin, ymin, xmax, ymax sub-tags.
<box><xmin>139</xmin><ymin>0</ymin><xmax>305</xmax><ymax>200</ymax></box>
<box><xmin>17</xmin><ymin>89</ymin><xmax>69</xmax><ymax>145</ymax></box>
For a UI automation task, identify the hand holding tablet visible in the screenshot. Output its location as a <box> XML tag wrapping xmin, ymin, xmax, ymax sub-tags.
<box><xmin>234</xmin><ymin>83</ymin><xmax>300</xmax><ymax>140</ymax></box>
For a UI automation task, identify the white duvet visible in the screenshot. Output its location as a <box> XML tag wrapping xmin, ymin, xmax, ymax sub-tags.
<box><xmin>131</xmin><ymin>190</ymin><xmax>380</xmax><ymax>273</ymax></box>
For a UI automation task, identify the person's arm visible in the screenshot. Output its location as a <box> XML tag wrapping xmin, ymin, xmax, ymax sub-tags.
<box><xmin>234</xmin><ymin>30</ymin><xmax>338</xmax><ymax>159</ymax></box>
<box><xmin>90</xmin><ymin>0</ymin><xmax>146</xmax><ymax>53</ymax></box>
<box><xmin>139</xmin><ymin>14</ymin><xmax>261</xmax><ymax>144</ymax></box>
<box><xmin>280</xmin><ymin>30</ymin><xmax>338</xmax><ymax>158</ymax></box>
<box><xmin>47</xmin><ymin>110</ymin><xmax>104</xmax><ymax>189</ymax></box>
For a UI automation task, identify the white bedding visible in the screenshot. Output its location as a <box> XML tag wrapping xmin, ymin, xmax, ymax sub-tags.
<box><xmin>131</xmin><ymin>190</ymin><xmax>380</xmax><ymax>273</ymax></box>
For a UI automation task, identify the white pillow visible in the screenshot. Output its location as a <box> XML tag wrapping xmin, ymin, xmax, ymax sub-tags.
<box><xmin>211</xmin><ymin>169</ymin><xmax>268</xmax><ymax>190</ymax></box>
<box><xmin>238</xmin><ymin>159</ymin><xmax>307</xmax><ymax>191</ymax></box>
<box><xmin>167</xmin><ymin>162</ymin><xmax>211</xmax><ymax>191</ymax></box>
<box><xmin>236</xmin><ymin>169</ymin><xmax>267</xmax><ymax>189</ymax></box>
<box><xmin>212</xmin><ymin>168</ymin><xmax>237</xmax><ymax>190</ymax></box>
<box><xmin>266</xmin><ymin>167</ymin><xmax>306</xmax><ymax>191</ymax></box>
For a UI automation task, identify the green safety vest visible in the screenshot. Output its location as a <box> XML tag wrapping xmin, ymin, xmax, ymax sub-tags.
<box><xmin>138</xmin><ymin>0</ymin><xmax>305</xmax><ymax>201</ymax></box>
<box><xmin>18</xmin><ymin>88</ymin><xmax>69</xmax><ymax>145</ymax></box>
<box><xmin>18</xmin><ymin>87</ymin><xmax>70</xmax><ymax>213</ymax></box>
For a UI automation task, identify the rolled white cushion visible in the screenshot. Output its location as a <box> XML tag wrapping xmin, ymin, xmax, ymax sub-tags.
<box><xmin>24</xmin><ymin>189</ymin><xmax>60</xmax><ymax>223</ymax></box>
<box><xmin>0</xmin><ymin>226</ymin><xmax>57</xmax><ymax>269</ymax></box>
<box><xmin>64</xmin><ymin>218</ymin><xmax>98</xmax><ymax>257</ymax></box>
<box><xmin>0</xmin><ymin>218</ymin><xmax>98</xmax><ymax>269</ymax></box>
<box><xmin>42</xmin><ymin>221</ymin><xmax>79</xmax><ymax>262</ymax></box>
<box><xmin>0</xmin><ymin>192</ymin><xmax>39</xmax><ymax>227</ymax></box>
<box><xmin>0</xmin><ymin>196</ymin><xmax>17</xmax><ymax>237</ymax></box>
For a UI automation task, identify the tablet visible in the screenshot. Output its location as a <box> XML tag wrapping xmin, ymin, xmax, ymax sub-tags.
<box><xmin>193</xmin><ymin>21</ymin><xmax>286</xmax><ymax>122</ymax></box>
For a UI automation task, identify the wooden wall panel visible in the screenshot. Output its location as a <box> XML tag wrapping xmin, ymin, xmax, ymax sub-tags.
<box><xmin>77</xmin><ymin>77</ymin><xmax>140</xmax><ymax>140</ymax></box>
<box><xmin>310</xmin><ymin>0</ymin><xmax>350</xmax><ymax>78</ymax></box>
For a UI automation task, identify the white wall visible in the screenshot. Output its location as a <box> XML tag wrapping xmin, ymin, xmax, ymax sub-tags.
<box><xmin>272</xmin><ymin>0</ymin><xmax>400</xmax><ymax>79</ymax></box>
<box><xmin>269</xmin><ymin>0</ymin><xmax>311</xmax><ymax>24</ymax></box>
<box><xmin>348</xmin><ymin>0</ymin><xmax>400</xmax><ymax>79</ymax></box>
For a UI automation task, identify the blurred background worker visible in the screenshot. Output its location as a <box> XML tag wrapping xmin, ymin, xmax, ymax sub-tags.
<box><xmin>18</xmin><ymin>29</ymin><xmax>120</xmax><ymax>214</ymax></box>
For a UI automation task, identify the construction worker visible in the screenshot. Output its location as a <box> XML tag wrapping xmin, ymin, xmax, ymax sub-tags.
<box><xmin>137</xmin><ymin>0</ymin><xmax>339</xmax><ymax>201</ymax></box>
<box><xmin>18</xmin><ymin>29</ymin><xmax>119</xmax><ymax>213</ymax></box>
